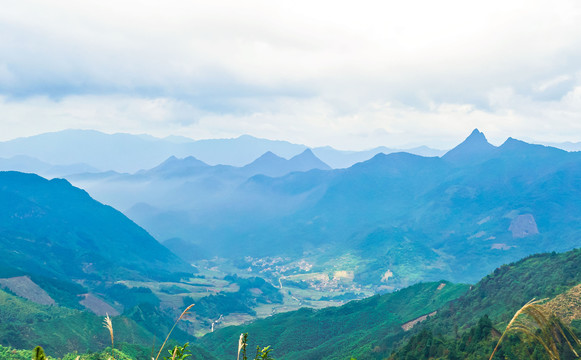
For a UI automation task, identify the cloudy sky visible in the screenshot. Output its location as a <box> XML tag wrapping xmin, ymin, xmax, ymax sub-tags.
<box><xmin>1</xmin><ymin>0</ymin><xmax>581</xmax><ymax>149</ymax></box>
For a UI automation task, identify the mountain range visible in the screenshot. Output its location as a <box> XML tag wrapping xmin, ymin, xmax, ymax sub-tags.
<box><xmin>57</xmin><ymin>129</ymin><xmax>581</xmax><ymax>292</ymax></box>
<box><xmin>0</xmin><ymin>129</ymin><xmax>445</xmax><ymax>172</ymax></box>
<box><xmin>0</xmin><ymin>128</ymin><xmax>581</xmax><ymax>359</ymax></box>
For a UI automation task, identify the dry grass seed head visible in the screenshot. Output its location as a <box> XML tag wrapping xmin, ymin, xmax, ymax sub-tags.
<box><xmin>490</xmin><ymin>298</ymin><xmax>580</xmax><ymax>360</ymax></box>
<box><xmin>238</xmin><ymin>333</ymin><xmax>244</xmax><ymax>360</ymax></box>
<box><xmin>154</xmin><ymin>304</ymin><xmax>195</xmax><ymax>360</ymax></box>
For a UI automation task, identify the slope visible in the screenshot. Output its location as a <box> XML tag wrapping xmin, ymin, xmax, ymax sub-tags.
<box><xmin>0</xmin><ymin>288</ymin><xmax>217</xmax><ymax>359</ymax></box>
<box><xmin>198</xmin><ymin>281</ymin><xmax>469</xmax><ymax>360</ymax></box>
<box><xmin>0</xmin><ymin>171</ymin><xmax>191</xmax><ymax>281</ymax></box>
<box><xmin>388</xmin><ymin>248</ymin><xmax>581</xmax><ymax>360</ymax></box>
<box><xmin>0</xmin><ymin>288</ymin><xmax>153</xmax><ymax>356</ymax></box>
<box><xmin>200</xmin><ymin>247</ymin><xmax>581</xmax><ymax>360</ymax></box>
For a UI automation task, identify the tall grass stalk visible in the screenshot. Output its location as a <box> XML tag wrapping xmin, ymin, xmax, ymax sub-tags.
<box><xmin>237</xmin><ymin>333</ymin><xmax>244</xmax><ymax>360</ymax></box>
<box><xmin>489</xmin><ymin>298</ymin><xmax>581</xmax><ymax>360</ymax></box>
<box><xmin>154</xmin><ymin>303</ymin><xmax>195</xmax><ymax>360</ymax></box>
<box><xmin>103</xmin><ymin>313</ymin><xmax>115</xmax><ymax>360</ymax></box>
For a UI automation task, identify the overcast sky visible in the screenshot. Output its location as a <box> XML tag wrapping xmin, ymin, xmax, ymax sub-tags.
<box><xmin>1</xmin><ymin>0</ymin><xmax>581</xmax><ymax>149</ymax></box>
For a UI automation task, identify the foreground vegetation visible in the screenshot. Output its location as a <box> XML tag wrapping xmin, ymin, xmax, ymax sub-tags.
<box><xmin>1</xmin><ymin>249</ymin><xmax>581</xmax><ymax>359</ymax></box>
<box><xmin>198</xmin><ymin>249</ymin><xmax>581</xmax><ymax>359</ymax></box>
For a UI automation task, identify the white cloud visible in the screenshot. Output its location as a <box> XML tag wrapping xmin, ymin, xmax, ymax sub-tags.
<box><xmin>533</xmin><ymin>75</ymin><xmax>572</xmax><ymax>93</ymax></box>
<box><xmin>1</xmin><ymin>0</ymin><xmax>581</xmax><ymax>146</ymax></box>
<box><xmin>3</xmin><ymin>83</ymin><xmax>581</xmax><ymax>150</ymax></box>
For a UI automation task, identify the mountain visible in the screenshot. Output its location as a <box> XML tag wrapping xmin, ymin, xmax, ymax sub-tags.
<box><xmin>0</xmin><ymin>130</ymin><xmax>172</xmax><ymax>173</ymax></box>
<box><xmin>389</xmin><ymin>249</ymin><xmax>581</xmax><ymax>360</ymax></box>
<box><xmin>442</xmin><ymin>128</ymin><xmax>497</xmax><ymax>165</ymax></box>
<box><xmin>49</xmin><ymin>129</ymin><xmax>581</xmax><ymax>294</ymax></box>
<box><xmin>0</xmin><ymin>155</ymin><xmax>99</xmax><ymax>178</ymax></box>
<box><xmin>0</xmin><ymin>171</ymin><xmax>191</xmax><ymax>281</ymax></box>
<box><xmin>184</xmin><ymin>134</ymin><xmax>308</xmax><ymax>167</ymax></box>
<box><xmin>242</xmin><ymin>149</ymin><xmax>331</xmax><ymax>177</ymax></box>
<box><xmin>241</xmin><ymin>151</ymin><xmax>291</xmax><ymax>177</ymax></box>
<box><xmin>86</xmin><ymin>129</ymin><xmax>581</xmax><ymax>291</ymax></box>
<box><xmin>199</xmin><ymin>281</ymin><xmax>469</xmax><ymax>360</ymax></box>
<box><xmin>199</xmin><ymin>248</ymin><xmax>581</xmax><ymax>360</ymax></box>
<box><xmin>0</xmin><ymin>288</ymin><xmax>154</xmax><ymax>356</ymax></box>
<box><xmin>542</xmin><ymin>140</ymin><xmax>581</xmax><ymax>152</ymax></box>
<box><xmin>141</xmin><ymin>155</ymin><xmax>210</xmax><ymax>177</ymax></box>
<box><xmin>288</xmin><ymin>149</ymin><xmax>332</xmax><ymax>172</ymax></box>
<box><xmin>0</xmin><ymin>284</ymin><xmax>218</xmax><ymax>358</ymax></box>
<box><xmin>312</xmin><ymin>146</ymin><xmax>446</xmax><ymax>169</ymax></box>
<box><xmin>0</xmin><ymin>129</ymin><xmax>446</xmax><ymax>173</ymax></box>
<box><xmin>0</xmin><ymin>130</ymin><xmax>308</xmax><ymax>172</ymax></box>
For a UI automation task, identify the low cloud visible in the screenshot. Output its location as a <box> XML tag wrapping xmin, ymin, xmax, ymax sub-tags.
<box><xmin>1</xmin><ymin>0</ymin><xmax>581</xmax><ymax>146</ymax></box>
<box><xmin>2</xmin><ymin>82</ymin><xmax>581</xmax><ymax>150</ymax></box>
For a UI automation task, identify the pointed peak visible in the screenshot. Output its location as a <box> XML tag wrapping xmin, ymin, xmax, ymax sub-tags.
<box><xmin>182</xmin><ymin>156</ymin><xmax>207</xmax><ymax>165</ymax></box>
<box><xmin>501</xmin><ymin>137</ymin><xmax>520</xmax><ymax>145</ymax></box>
<box><xmin>289</xmin><ymin>149</ymin><xmax>331</xmax><ymax>170</ymax></box>
<box><xmin>244</xmin><ymin>151</ymin><xmax>287</xmax><ymax>168</ymax></box>
<box><xmin>256</xmin><ymin>151</ymin><xmax>282</xmax><ymax>160</ymax></box>
<box><xmin>455</xmin><ymin>128</ymin><xmax>494</xmax><ymax>147</ymax></box>
<box><xmin>161</xmin><ymin>155</ymin><xmax>206</xmax><ymax>164</ymax></box>
<box><xmin>499</xmin><ymin>137</ymin><xmax>539</xmax><ymax>151</ymax></box>
<box><xmin>470</xmin><ymin>128</ymin><xmax>482</xmax><ymax>136</ymax></box>
<box><xmin>442</xmin><ymin>129</ymin><xmax>496</xmax><ymax>164</ymax></box>
<box><xmin>152</xmin><ymin>155</ymin><xmax>208</xmax><ymax>173</ymax></box>
<box><xmin>291</xmin><ymin>148</ymin><xmax>316</xmax><ymax>159</ymax></box>
<box><xmin>465</xmin><ymin>129</ymin><xmax>488</xmax><ymax>143</ymax></box>
<box><xmin>161</xmin><ymin>155</ymin><xmax>179</xmax><ymax>164</ymax></box>
<box><xmin>498</xmin><ymin>137</ymin><xmax>536</xmax><ymax>151</ymax></box>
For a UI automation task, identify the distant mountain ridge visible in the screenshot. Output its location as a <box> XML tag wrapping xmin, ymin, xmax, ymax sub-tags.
<box><xmin>78</xmin><ymin>129</ymin><xmax>581</xmax><ymax>291</ymax></box>
<box><xmin>0</xmin><ymin>129</ymin><xmax>444</xmax><ymax>172</ymax></box>
<box><xmin>242</xmin><ymin>149</ymin><xmax>331</xmax><ymax>177</ymax></box>
<box><xmin>0</xmin><ymin>155</ymin><xmax>99</xmax><ymax>178</ymax></box>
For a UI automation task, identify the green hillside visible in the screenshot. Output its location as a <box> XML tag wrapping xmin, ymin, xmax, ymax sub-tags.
<box><xmin>198</xmin><ymin>248</ymin><xmax>581</xmax><ymax>360</ymax></box>
<box><xmin>0</xmin><ymin>288</ymin><xmax>220</xmax><ymax>359</ymax></box>
<box><xmin>0</xmin><ymin>171</ymin><xmax>192</xmax><ymax>281</ymax></box>
<box><xmin>198</xmin><ymin>281</ymin><xmax>469</xmax><ymax>359</ymax></box>
<box><xmin>0</xmin><ymin>288</ymin><xmax>152</xmax><ymax>356</ymax></box>
<box><xmin>1</xmin><ymin>248</ymin><xmax>581</xmax><ymax>359</ymax></box>
<box><xmin>386</xmin><ymin>249</ymin><xmax>581</xmax><ymax>359</ymax></box>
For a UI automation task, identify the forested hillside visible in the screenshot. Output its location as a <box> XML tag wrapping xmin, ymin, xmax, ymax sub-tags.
<box><xmin>200</xmin><ymin>248</ymin><xmax>581</xmax><ymax>359</ymax></box>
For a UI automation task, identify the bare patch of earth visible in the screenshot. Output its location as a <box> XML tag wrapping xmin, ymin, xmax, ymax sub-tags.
<box><xmin>79</xmin><ymin>293</ymin><xmax>120</xmax><ymax>316</ymax></box>
<box><xmin>0</xmin><ymin>276</ymin><xmax>55</xmax><ymax>305</ymax></box>
<box><xmin>509</xmin><ymin>214</ymin><xmax>539</xmax><ymax>238</ymax></box>
<box><xmin>401</xmin><ymin>311</ymin><xmax>437</xmax><ymax>331</ymax></box>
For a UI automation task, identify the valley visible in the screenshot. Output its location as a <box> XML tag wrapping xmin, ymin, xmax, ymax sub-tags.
<box><xmin>0</xmin><ymin>129</ymin><xmax>581</xmax><ymax>359</ymax></box>
<box><xmin>3</xmin><ymin>3</ymin><xmax>581</xmax><ymax>358</ymax></box>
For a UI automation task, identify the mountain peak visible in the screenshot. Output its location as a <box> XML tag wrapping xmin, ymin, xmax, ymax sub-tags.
<box><xmin>442</xmin><ymin>129</ymin><xmax>496</xmax><ymax>165</ymax></box>
<box><xmin>291</xmin><ymin>148</ymin><xmax>315</xmax><ymax>159</ymax></box>
<box><xmin>466</xmin><ymin>128</ymin><xmax>487</xmax><ymax>143</ymax></box>
<box><xmin>256</xmin><ymin>151</ymin><xmax>280</xmax><ymax>159</ymax></box>
<box><xmin>290</xmin><ymin>149</ymin><xmax>331</xmax><ymax>170</ymax></box>
<box><xmin>243</xmin><ymin>151</ymin><xmax>286</xmax><ymax>168</ymax></box>
<box><xmin>159</xmin><ymin>155</ymin><xmax>207</xmax><ymax>167</ymax></box>
<box><xmin>146</xmin><ymin>155</ymin><xmax>208</xmax><ymax>176</ymax></box>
